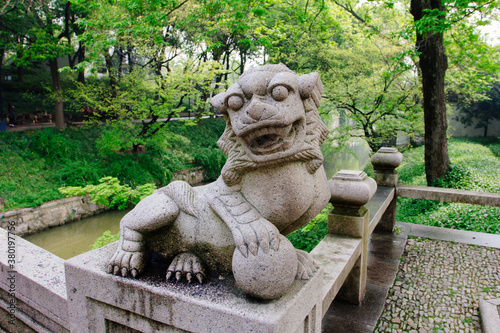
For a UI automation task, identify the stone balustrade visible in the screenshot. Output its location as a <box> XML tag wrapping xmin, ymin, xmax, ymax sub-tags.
<box><xmin>2</xmin><ymin>147</ymin><xmax>498</xmax><ymax>332</ymax></box>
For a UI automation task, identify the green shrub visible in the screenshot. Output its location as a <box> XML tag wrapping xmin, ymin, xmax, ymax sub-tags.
<box><xmin>194</xmin><ymin>147</ymin><xmax>227</xmax><ymax>181</ymax></box>
<box><xmin>287</xmin><ymin>204</ymin><xmax>331</xmax><ymax>252</ymax></box>
<box><xmin>0</xmin><ymin>118</ymin><xmax>225</xmax><ymax>210</ymax></box>
<box><xmin>91</xmin><ymin>230</ymin><xmax>121</xmax><ymax>249</ymax></box>
<box><xmin>59</xmin><ymin>176</ymin><xmax>157</xmax><ymax>210</ymax></box>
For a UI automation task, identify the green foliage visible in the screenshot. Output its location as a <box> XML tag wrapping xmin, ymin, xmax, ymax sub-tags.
<box><xmin>0</xmin><ymin>118</ymin><xmax>225</xmax><ymax>210</ymax></box>
<box><xmin>194</xmin><ymin>147</ymin><xmax>227</xmax><ymax>181</ymax></box>
<box><xmin>287</xmin><ymin>204</ymin><xmax>332</xmax><ymax>252</ymax></box>
<box><xmin>396</xmin><ymin>138</ymin><xmax>500</xmax><ymax>234</ymax></box>
<box><xmin>59</xmin><ymin>177</ymin><xmax>157</xmax><ymax>210</ymax></box>
<box><xmin>91</xmin><ymin>230</ymin><xmax>121</xmax><ymax>249</ymax></box>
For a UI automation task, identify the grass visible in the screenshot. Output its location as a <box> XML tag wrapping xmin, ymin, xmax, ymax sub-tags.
<box><xmin>396</xmin><ymin>137</ymin><xmax>500</xmax><ymax>234</ymax></box>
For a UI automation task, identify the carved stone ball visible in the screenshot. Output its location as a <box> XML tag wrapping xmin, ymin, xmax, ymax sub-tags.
<box><xmin>232</xmin><ymin>235</ymin><xmax>297</xmax><ymax>300</ymax></box>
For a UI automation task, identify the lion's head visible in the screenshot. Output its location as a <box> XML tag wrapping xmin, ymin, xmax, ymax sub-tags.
<box><xmin>211</xmin><ymin>64</ymin><xmax>329</xmax><ymax>186</ymax></box>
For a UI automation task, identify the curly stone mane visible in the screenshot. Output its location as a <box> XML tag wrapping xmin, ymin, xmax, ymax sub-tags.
<box><xmin>217</xmin><ymin>67</ymin><xmax>329</xmax><ymax>187</ymax></box>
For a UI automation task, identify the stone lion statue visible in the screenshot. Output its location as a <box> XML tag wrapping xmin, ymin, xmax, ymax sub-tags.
<box><xmin>108</xmin><ymin>64</ymin><xmax>331</xmax><ymax>299</ymax></box>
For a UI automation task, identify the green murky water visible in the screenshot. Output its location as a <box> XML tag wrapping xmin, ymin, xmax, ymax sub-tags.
<box><xmin>23</xmin><ymin>210</ymin><xmax>128</xmax><ymax>259</ymax></box>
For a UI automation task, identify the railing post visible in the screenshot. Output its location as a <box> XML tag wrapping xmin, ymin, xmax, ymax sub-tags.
<box><xmin>371</xmin><ymin>147</ymin><xmax>403</xmax><ymax>232</ymax></box>
<box><xmin>328</xmin><ymin>170</ymin><xmax>376</xmax><ymax>305</ymax></box>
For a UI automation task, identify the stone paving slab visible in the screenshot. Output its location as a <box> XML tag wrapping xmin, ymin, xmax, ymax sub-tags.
<box><xmin>400</xmin><ymin>222</ymin><xmax>500</xmax><ymax>249</ymax></box>
<box><xmin>322</xmin><ymin>226</ymin><xmax>409</xmax><ymax>332</ymax></box>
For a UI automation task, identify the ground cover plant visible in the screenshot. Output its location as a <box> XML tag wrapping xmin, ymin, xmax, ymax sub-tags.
<box><xmin>0</xmin><ymin>118</ymin><xmax>225</xmax><ymax>210</ymax></box>
<box><xmin>396</xmin><ymin>137</ymin><xmax>500</xmax><ymax>234</ymax></box>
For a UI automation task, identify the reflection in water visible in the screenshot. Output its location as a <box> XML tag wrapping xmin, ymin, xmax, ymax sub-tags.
<box><xmin>24</xmin><ymin>210</ymin><xmax>128</xmax><ymax>260</ymax></box>
<box><xmin>323</xmin><ymin>137</ymin><xmax>372</xmax><ymax>179</ymax></box>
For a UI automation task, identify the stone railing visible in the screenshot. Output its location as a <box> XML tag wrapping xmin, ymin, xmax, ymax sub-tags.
<box><xmin>2</xmin><ymin>147</ymin><xmax>498</xmax><ymax>332</ymax></box>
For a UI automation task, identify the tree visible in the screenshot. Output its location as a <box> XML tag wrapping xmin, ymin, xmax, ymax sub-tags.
<box><xmin>410</xmin><ymin>0</ymin><xmax>450</xmax><ymax>185</ymax></box>
<box><xmin>5</xmin><ymin>0</ymin><xmax>85</xmax><ymax>129</ymax></box>
<box><xmin>323</xmin><ymin>44</ymin><xmax>422</xmax><ymax>151</ymax></box>
<box><xmin>330</xmin><ymin>0</ymin><xmax>500</xmax><ymax>185</ymax></box>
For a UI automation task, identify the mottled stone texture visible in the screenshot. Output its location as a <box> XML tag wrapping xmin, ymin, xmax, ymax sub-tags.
<box><xmin>371</xmin><ymin>147</ymin><xmax>403</xmax><ymax>232</ymax></box>
<box><xmin>0</xmin><ymin>228</ymin><xmax>69</xmax><ymax>332</ymax></box>
<box><xmin>66</xmin><ymin>243</ymin><xmax>324</xmax><ymax>333</ymax></box>
<box><xmin>108</xmin><ymin>64</ymin><xmax>331</xmax><ymax>300</ymax></box>
<box><xmin>371</xmin><ymin>147</ymin><xmax>403</xmax><ymax>188</ymax></box>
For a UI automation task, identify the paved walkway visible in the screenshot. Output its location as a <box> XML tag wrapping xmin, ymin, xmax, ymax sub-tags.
<box><xmin>322</xmin><ymin>223</ymin><xmax>500</xmax><ymax>332</ymax></box>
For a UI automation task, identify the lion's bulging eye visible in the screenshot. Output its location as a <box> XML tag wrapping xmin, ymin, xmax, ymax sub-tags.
<box><xmin>228</xmin><ymin>96</ymin><xmax>244</xmax><ymax>110</ymax></box>
<box><xmin>271</xmin><ymin>86</ymin><xmax>289</xmax><ymax>101</ymax></box>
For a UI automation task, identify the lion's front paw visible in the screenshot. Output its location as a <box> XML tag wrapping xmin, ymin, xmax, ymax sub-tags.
<box><xmin>234</xmin><ymin>218</ymin><xmax>281</xmax><ymax>258</ymax></box>
<box><xmin>108</xmin><ymin>246</ymin><xmax>146</xmax><ymax>278</ymax></box>
<box><xmin>166</xmin><ymin>252</ymin><xmax>206</xmax><ymax>284</ymax></box>
<box><xmin>295</xmin><ymin>249</ymin><xmax>319</xmax><ymax>280</ymax></box>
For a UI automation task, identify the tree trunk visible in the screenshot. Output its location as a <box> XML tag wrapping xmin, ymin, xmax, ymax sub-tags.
<box><xmin>77</xmin><ymin>44</ymin><xmax>85</xmax><ymax>84</ymax></box>
<box><xmin>410</xmin><ymin>0</ymin><xmax>450</xmax><ymax>186</ymax></box>
<box><xmin>105</xmin><ymin>51</ymin><xmax>118</xmax><ymax>98</ymax></box>
<box><xmin>484</xmin><ymin>125</ymin><xmax>488</xmax><ymax>137</ymax></box>
<box><xmin>0</xmin><ymin>48</ymin><xmax>4</xmax><ymax>122</ymax></box>
<box><xmin>49</xmin><ymin>58</ymin><xmax>66</xmax><ymax>130</ymax></box>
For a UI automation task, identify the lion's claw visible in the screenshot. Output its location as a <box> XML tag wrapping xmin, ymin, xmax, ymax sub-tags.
<box><xmin>234</xmin><ymin>217</ymin><xmax>281</xmax><ymax>257</ymax></box>
<box><xmin>166</xmin><ymin>252</ymin><xmax>206</xmax><ymax>284</ymax></box>
<box><xmin>108</xmin><ymin>240</ymin><xmax>146</xmax><ymax>278</ymax></box>
<box><xmin>296</xmin><ymin>249</ymin><xmax>318</xmax><ymax>280</ymax></box>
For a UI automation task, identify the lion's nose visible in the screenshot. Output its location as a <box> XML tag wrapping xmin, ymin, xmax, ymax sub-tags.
<box><xmin>243</xmin><ymin>99</ymin><xmax>279</xmax><ymax>124</ymax></box>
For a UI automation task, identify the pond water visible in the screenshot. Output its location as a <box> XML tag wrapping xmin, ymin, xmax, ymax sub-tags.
<box><xmin>323</xmin><ymin>138</ymin><xmax>372</xmax><ymax>178</ymax></box>
<box><xmin>23</xmin><ymin>210</ymin><xmax>128</xmax><ymax>260</ymax></box>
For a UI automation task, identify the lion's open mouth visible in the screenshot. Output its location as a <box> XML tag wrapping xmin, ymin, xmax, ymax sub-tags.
<box><xmin>242</xmin><ymin>120</ymin><xmax>301</xmax><ymax>155</ymax></box>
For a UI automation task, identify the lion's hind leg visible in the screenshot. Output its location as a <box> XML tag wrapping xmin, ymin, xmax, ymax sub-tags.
<box><xmin>108</xmin><ymin>189</ymin><xmax>180</xmax><ymax>278</ymax></box>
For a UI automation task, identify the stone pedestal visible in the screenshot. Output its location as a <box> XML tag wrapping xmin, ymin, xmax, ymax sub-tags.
<box><xmin>370</xmin><ymin>147</ymin><xmax>403</xmax><ymax>188</ymax></box>
<box><xmin>371</xmin><ymin>147</ymin><xmax>403</xmax><ymax>232</ymax></box>
<box><xmin>327</xmin><ymin>170</ymin><xmax>376</xmax><ymax>305</ymax></box>
<box><xmin>65</xmin><ymin>243</ymin><xmax>323</xmax><ymax>333</ymax></box>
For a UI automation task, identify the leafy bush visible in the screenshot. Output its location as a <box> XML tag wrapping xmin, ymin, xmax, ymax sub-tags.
<box><xmin>59</xmin><ymin>177</ymin><xmax>157</xmax><ymax>210</ymax></box>
<box><xmin>91</xmin><ymin>230</ymin><xmax>121</xmax><ymax>249</ymax></box>
<box><xmin>287</xmin><ymin>204</ymin><xmax>331</xmax><ymax>252</ymax></box>
<box><xmin>194</xmin><ymin>147</ymin><xmax>227</xmax><ymax>181</ymax></box>
<box><xmin>0</xmin><ymin>118</ymin><xmax>225</xmax><ymax>210</ymax></box>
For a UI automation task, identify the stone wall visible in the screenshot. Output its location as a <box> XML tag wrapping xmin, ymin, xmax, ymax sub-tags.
<box><xmin>172</xmin><ymin>166</ymin><xmax>206</xmax><ymax>185</ymax></box>
<box><xmin>1</xmin><ymin>196</ymin><xmax>105</xmax><ymax>237</ymax></box>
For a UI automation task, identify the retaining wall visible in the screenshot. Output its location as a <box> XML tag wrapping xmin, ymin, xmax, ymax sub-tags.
<box><xmin>1</xmin><ymin>196</ymin><xmax>105</xmax><ymax>237</ymax></box>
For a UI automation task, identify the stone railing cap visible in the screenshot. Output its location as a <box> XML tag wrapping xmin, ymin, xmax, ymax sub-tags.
<box><xmin>377</xmin><ymin>147</ymin><xmax>399</xmax><ymax>154</ymax></box>
<box><xmin>331</xmin><ymin>170</ymin><xmax>367</xmax><ymax>182</ymax></box>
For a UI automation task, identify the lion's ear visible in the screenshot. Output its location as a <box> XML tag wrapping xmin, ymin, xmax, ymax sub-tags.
<box><xmin>211</xmin><ymin>92</ymin><xmax>227</xmax><ymax>114</ymax></box>
<box><xmin>298</xmin><ymin>72</ymin><xmax>323</xmax><ymax>108</ymax></box>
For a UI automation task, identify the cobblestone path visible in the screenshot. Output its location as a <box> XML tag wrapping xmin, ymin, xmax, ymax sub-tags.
<box><xmin>375</xmin><ymin>237</ymin><xmax>500</xmax><ymax>332</ymax></box>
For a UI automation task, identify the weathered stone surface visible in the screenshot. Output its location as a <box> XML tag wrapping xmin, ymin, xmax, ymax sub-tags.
<box><xmin>66</xmin><ymin>243</ymin><xmax>324</xmax><ymax>333</ymax></box>
<box><xmin>371</xmin><ymin>147</ymin><xmax>403</xmax><ymax>187</ymax></box>
<box><xmin>370</xmin><ymin>147</ymin><xmax>403</xmax><ymax>171</ymax></box>
<box><xmin>108</xmin><ymin>64</ymin><xmax>331</xmax><ymax>299</ymax></box>
<box><xmin>232</xmin><ymin>235</ymin><xmax>297</xmax><ymax>300</ymax></box>
<box><xmin>329</xmin><ymin>170</ymin><xmax>377</xmax><ymax>208</ymax></box>
<box><xmin>397</xmin><ymin>184</ymin><xmax>500</xmax><ymax>207</ymax></box>
<box><xmin>0</xmin><ymin>228</ymin><xmax>69</xmax><ymax>331</ymax></box>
